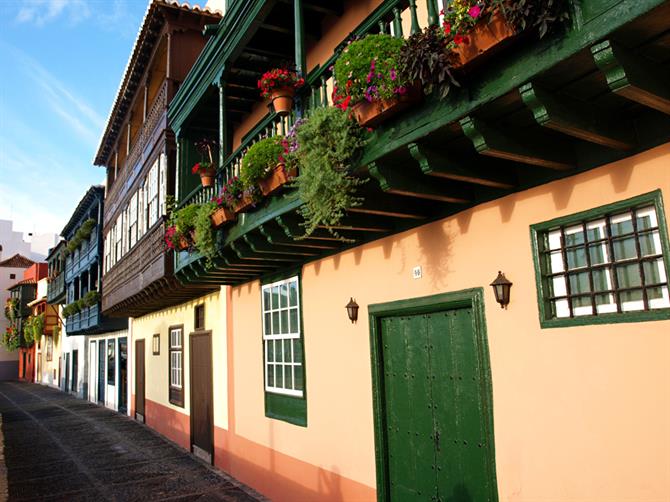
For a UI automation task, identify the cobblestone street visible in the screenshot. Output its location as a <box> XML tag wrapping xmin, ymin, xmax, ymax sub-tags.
<box><xmin>0</xmin><ymin>382</ymin><xmax>264</xmax><ymax>501</ymax></box>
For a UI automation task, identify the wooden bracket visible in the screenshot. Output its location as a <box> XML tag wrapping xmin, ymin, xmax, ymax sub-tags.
<box><xmin>519</xmin><ymin>81</ymin><xmax>635</xmax><ymax>150</ymax></box>
<box><xmin>368</xmin><ymin>162</ymin><xmax>471</xmax><ymax>203</ymax></box>
<box><xmin>408</xmin><ymin>142</ymin><xmax>515</xmax><ymax>189</ymax></box>
<box><xmin>592</xmin><ymin>40</ymin><xmax>670</xmax><ymax>116</ymax></box>
<box><xmin>459</xmin><ymin>116</ymin><xmax>574</xmax><ymax>170</ymax></box>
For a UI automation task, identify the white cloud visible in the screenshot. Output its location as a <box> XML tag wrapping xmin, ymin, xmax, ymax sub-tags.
<box><xmin>16</xmin><ymin>0</ymin><xmax>90</xmax><ymax>27</ymax></box>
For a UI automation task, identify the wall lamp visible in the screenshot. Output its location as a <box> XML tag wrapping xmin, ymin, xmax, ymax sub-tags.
<box><xmin>345</xmin><ymin>298</ymin><xmax>359</xmax><ymax>323</ymax></box>
<box><xmin>490</xmin><ymin>271</ymin><xmax>512</xmax><ymax>309</ymax></box>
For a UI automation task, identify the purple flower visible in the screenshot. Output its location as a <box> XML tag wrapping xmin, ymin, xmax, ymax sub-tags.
<box><xmin>468</xmin><ymin>5</ymin><xmax>482</xmax><ymax>18</ymax></box>
<box><xmin>390</xmin><ymin>68</ymin><xmax>396</xmax><ymax>81</ymax></box>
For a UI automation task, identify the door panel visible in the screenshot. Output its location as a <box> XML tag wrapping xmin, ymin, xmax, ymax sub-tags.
<box><xmin>383</xmin><ymin>315</ymin><xmax>436</xmax><ymax>501</ymax></box>
<box><xmin>135</xmin><ymin>339</ymin><xmax>145</xmax><ymax>421</ymax></box>
<box><xmin>378</xmin><ymin>303</ymin><xmax>497</xmax><ymax>502</ymax></box>
<box><xmin>190</xmin><ymin>333</ymin><xmax>213</xmax><ymax>463</ymax></box>
<box><xmin>118</xmin><ymin>338</ymin><xmax>127</xmax><ymax>414</ymax></box>
<box><xmin>71</xmin><ymin>350</ymin><xmax>78</xmax><ymax>394</ymax></box>
<box><xmin>97</xmin><ymin>341</ymin><xmax>105</xmax><ymax>403</ymax></box>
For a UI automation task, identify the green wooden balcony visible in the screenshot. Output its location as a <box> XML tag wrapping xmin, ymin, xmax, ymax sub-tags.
<box><xmin>169</xmin><ymin>0</ymin><xmax>670</xmax><ymax>286</ymax></box>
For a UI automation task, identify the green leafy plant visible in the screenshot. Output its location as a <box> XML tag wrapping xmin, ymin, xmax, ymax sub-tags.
<box><xmin>2</xmin><ymin>326</ymin><xmax>19</xmax><ymax>351</ymax></box>
<box><xmin>62</xmin><ymin>301</ymin><xmax>82</xmax><ymax>318</ymax></box>
<box><xmin>333</xmin><ymin>34</ymin><xmax>409</xmax><ymax>105</ymax></box>
<box><xmin>399</xmin><ymin>25</ymin><xmax>459</xmax><ymax>98</ymax></box>
<box><xmin>22</xmin><ymin>314</ymin><xmax>44</xmax><ymax>346</ymax></box>
<box><xmin>194</xmin><ymin>201</ymin><xmax>219</xmax><ymax>267</ymax></box>
<box><xmin>4</xmin><ymin>298</ymin><xmax>18</xmax><ymax>323</ymax></box>
<box><xmin>66</xmin><ymin>218</ymin><xmax>97</xmax><ymax>253</ymax></box>
<box><xmin>293</xmin><ymin>107</ymin><xmax>368</xmax><ymax>238</ymax></box>
<box><xmin>165</xmin><ymin>204</ymin><xmax>199</xmax><ymax>250</ymax></box>
<box><xmin>240</xmin><ymin>136</ymin><xmax>284</xmax><ymax>189</ymax></box>
<box><xmin>83</xmin><ymin>290</ymin><xmax>100</xmax><ymax>307</ymax></box>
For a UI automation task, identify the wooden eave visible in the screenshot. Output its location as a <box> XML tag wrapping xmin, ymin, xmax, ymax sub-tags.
<box><xmin>173</xmin><ymin>0</ymin><xmax>670</xmax><ymax>287</ymax></box>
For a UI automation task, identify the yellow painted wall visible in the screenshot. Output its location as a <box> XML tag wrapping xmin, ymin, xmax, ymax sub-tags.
<box><xmin>230</xmin><ymin>144</ymin><xmax>670</xmax><ymax>500</ymax></box>
<box><xmin>131</xmin><ymin>288</ymin><xmax>228</xmax><ymax>429</ymax></box>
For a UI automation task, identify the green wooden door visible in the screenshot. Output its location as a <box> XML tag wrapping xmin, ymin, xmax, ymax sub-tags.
<box><xmin>380</xmin><ymin>306</ymin><xmax>497</xmax><ymax>502</ymax></box>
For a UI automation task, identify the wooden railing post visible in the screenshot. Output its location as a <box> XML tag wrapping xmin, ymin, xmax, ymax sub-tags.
<box><xmin>294</xmin><ymin>0</ymin><xmax>306</xmax><ymax>118</ymax></box>
<box><xmin>426</xmin><ymin>0</ymin><xmax>438</xmax><ymax>26</ymax></box>
<box><xmin>217</xmin><ymin>75</ymin><xmax>228</xmax><ymax>184</ymax></box>
<box><xmin>409</xmin><ymin>0</ymin><xmax>421</xmax><ymax>35</ymax></box>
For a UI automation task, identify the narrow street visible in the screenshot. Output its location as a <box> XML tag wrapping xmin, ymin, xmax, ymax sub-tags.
<box><xmin>0</xmin><ymin>382</ymin><xmax>264</xmax><ymax>501</ymax></box>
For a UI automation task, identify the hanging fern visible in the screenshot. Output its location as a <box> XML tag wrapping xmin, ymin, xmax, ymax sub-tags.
<box><xmin>292</xmin><ymin>107</ymin><xmax>368</xmax><ymax>239</ymax></box>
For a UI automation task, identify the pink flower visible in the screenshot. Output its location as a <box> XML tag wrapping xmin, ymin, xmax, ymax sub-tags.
<box><xmin>468</xmin><ymin>5</ymin><xmax>482</xmax><ymax>18</ymax></box>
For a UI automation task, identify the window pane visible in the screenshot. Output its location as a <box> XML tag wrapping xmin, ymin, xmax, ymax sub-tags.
<box><xmin>293</xmin><ymin>339</ymin><xmax>302</xmax><ymax>363</ymax></box>
<box><xmin>619</xmin><ymin>289</ymin><xmax>643</xmax><ymax>307</ymax></box>
<box><xmin>285</xmin><ymin>366</ymin><xmax>293</xmax><ymax>389</ymax></box>
<box><xmin>551</xmin><ymin>275</ymin><xmax>567</xmax><ymax>297</ymax></box>
<box><xmin>272</xmin><ymin>286</ymin><xmax>280</xmax><ymax>310</ymax></box>
<box><xmin>264</xmin><ymin>313</ymin><xmax>271</xmax><ymax>335</ymax></box>
<box><xmin>280</xmin><ymin>283</ymin><xmax>288</xmax><ymax>308</ymax></box>
<box><xmin>294</xmin><ymin>365</ymin><xmax>304</xmax><ymax>391</ymax></box>
<box><xmin>275</xmin><ymin>340</ymin><xmax>283</xmax><ymax>362</ymax></box>
<box><xmin>272</xmin><ymin>312</ymin><xmax>279</xmax><ymax>335</ymax></box>
<box><xmin>647</xmin><ymin>286</ymin><xmax>664</xmax><ymax>301</ymax></box>
<box><xmin>611</xmin><ymin>212</ymin><xmax>634</xmax><ymax>236</ymax></box>
<box><xmin>549</xmin><ymin>251</ymin><xmax>564</xmax><ymax>273</ymax></box>
<box><xmin>280</xmin><ymin>310</ymin><xmax>288</xmax><ymax>334</ymax></box>
<box><xmin>268</xmin><ymin>364</ymin><xmax>274</xmax><ymax>387</ymax></box>
<box><xmin>289</xmin><ymin>280</ymin><xmax>298</xmax><ymax>306</ymax></box>
<box><xmin>588</xmin><ymin>244</ymin><xmax>608</xmax><ymax>265</ymax></box>
<box><xmin>564</xmin><ymin>225</ymin><xmax>584</xmax><ymax>246</ymax></box>
<box><xmin>276</xmin><ymin>365</ymin><xmax>284</xmax><ymax>389</ymax></box>
<box><xmin>592</xmin><ymin>269</ymin><xmax>610</xmax><ymax>292</ymax></box>
<box><xmin>289</xmin><ymin>308</ymin><xmax>298</xmax><ymax>333</ymax></box>
<box><xmin>612</xmin><ymin>236</ymin><xmax>637</xmax><ymax>261</ymax></box>
<box><xmin>568</xmin><ymin>272</ymin><xmax>591</xmax><ymax>295</ymax></box>
<box><xmin>643</xmin><ymin>259</ymin><xmax>664</xmax><ymax>285</ymax></box>
<box><xmin>636</xmin><ymin>208</ymin><xmax>656</xmax><ymax>230</ymax></box>
<box><xmin>566</xmin><ymin>248</ymin><xmax>587</xmax><ymax>270</ymax></box>
<box><xmin>639</xmin><ymin>231</ymin><xmax>661</xmax><ymax>257</ymax></box>
<box><xmin>586</xmin><ymin>219</ymin><xmax>607</xmax><ymax>241</ymax></box>
<box><xmin>263</xmin><ymin>288</ymin><xmax>271</xmax><ymax>310</ymax></box>
<box><xmin>571</xmin><ymin>297</ymin><xmax>592</xmax><ymax>313</ymax></box>
<box><xmin>616</xmin><ymin>263</ymin><xmax>642</xmax><ymax>289</ymax></box>
<box><xmin>267</xmin><ymin>340</ymin><xmax>274</xmax><ymax>362</ymax></box>
<box><xmin>548</xmin><ymin>230</ymin><xmax>562</xmax><ymax>250</ymax></box>
<box><xmin>284</xmin><ymin>339</ymin><xmax>292</xmax><ymax>363</ymax></box>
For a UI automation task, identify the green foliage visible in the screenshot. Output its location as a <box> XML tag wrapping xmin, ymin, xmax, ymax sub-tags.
<box><xmin>500</xmin><ymin>0</ymin><xmax>570</xmax><ymax>39</ymax></box>
<box><xmin>66</xmin><ymin>218</ymin><xmax>97</xmax><ymax>253</ymax></box>
<box><xmin>334</xmin><ymin>34</ymin><xmax>407</xmax><ymax>103</ymax></box>
<box><xmin>194</xmin><ymin>201</ymin><xmax>219</xmax><ymax>267</ymax></box>
<box><xmin>240</xmin><ymin>136</ymin><xmax>284</xmax><ymax>189</ymax></box>
<box><xmin>2</xmin><ymin>328</ymin><xmax>19</xmax><ymax>352</ymax></box>
<box><xmin>293</xmin><ymin>107</ymin><xmax>368</xmax><ymax>239</ymax></box>
<box><xmin>165</xmin><ymin>204</ymin><xmax>199</xmax><ymax>249</ymax></box>
<box><xmin>399</xmin><ymin>25</ymin><xmax>459</xmax><ymax>98</ymax></box>
<box><xmin>83</xmin><ymin>290</ymin><xmax>100</xmax><ymax>307</ymax></box>
<box><xmin>62</xmin><ymin>301</ymin><xmax>82</xmax><ymax>318</ymax></box>
<box><xmin>22</xmin><ymin>314</ymin><xmax>44</xmax><ymax>346</ymax></box>
<box><xmin>4</xmin><ymin>298</ymin><xmax>18</xmax><ymax>323</ymax></box>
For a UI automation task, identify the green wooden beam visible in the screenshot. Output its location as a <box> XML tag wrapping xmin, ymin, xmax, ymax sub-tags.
<box><xmin>231</xmin><ymin>239</ymin><xmax>303</xmax><ymax>262</ymax></box>
<box><xmin>459</xmin><ymin>116</ymin><xmax>574</xmax><ymax>171</ymax></box>
<box><xmin>519</xmin><ymin>81</ymin><xmax>635</xmax><ymax>150</ymax></box>
<box><xmin>243</xmin><ymin>233</ymin><xmax>319</xmax><ymax>257</ymax></box>
<box><xmin>408</xmin><ymin>142</ymin><xmax>516</xmax><ymax>189</ymax></box>
<box><xmin>259</xmin><ymin>223</ymin><xmax>340</xmax><ymax>249</ymax></box>
<box><xmin>368</xmin><ymin>162</ymin><xmax>471</xmax><ymax>203</ymax></box>
<box><xmin>592</xmin><ymin>39</ymin><xmax>670</xmax><ymax>116</ymax></box>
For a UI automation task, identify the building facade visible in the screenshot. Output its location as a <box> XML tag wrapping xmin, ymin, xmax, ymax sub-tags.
<box><xmin>153</xmin><ymin>0</ymin><xmax>670</xmax><ymax>500</ymax></box>
<box><xmin>0</xmin><ymin>254</ymin><xmax>33</xmax><ymax>379</ymax></box>
<box><xmin>31</xmin><ymin>277</ymin><xmax>60</xmax><ymax>388</ymax></box>
<box><xmin>60</xmin><ymin>186</ymin><xmax>127</xmax><ymax>402</ymax></box>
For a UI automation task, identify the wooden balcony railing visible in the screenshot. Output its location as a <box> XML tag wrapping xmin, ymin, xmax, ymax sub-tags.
<box><xmin>64</xmin><ymin>232</ymin><xmax>98</xmax><ymax>281</ymax></box>
<box><xmin>47</xmin><ymin>273</ymin><xmax>65</xmax><ymax>304</ymax></box>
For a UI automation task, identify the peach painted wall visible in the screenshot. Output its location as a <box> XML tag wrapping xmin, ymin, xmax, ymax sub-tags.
<box><xmin>131</xmin><ymin>288</ymin><xmax>228</xmax><ymax>438</ymax></box>
<box><xmin>229</xmin><ymin>144</ymin><xmax>670</xmax><ymax>501</ymax></box>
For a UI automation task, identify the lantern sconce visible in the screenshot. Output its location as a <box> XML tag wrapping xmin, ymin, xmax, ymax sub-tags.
<box><xmin>345</xmin><ymin>297</ymin><xmax>359</xmax><ymax>323</ymax></box>
<box><xmin>490</xmin><ymin>271</ymin><xmax>512</xmax><ymax>309</ymax></box>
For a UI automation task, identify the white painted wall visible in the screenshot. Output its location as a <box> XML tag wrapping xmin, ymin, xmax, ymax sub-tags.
<box><xmin>60</xmin><ymin>326</ymin><xmax>88</xmax><ymax>399</ymax></box>
<box><xmin>87</xmin><ymin>329</ymin><xmax>129</xmax><ymax>414</ymax></box>
<box><xmin>0</xmin><ymin>219</ymin><xmax>59</xmax><ymax>261</ymax></box>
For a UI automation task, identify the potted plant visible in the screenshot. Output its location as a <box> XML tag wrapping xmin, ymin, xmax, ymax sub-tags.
<box><xmin>399</xmin><ymin>25</ymin><xmax>460</xmax><ymax>99</ymax></box>
<box><xmin>210</xmin><ymin>193</ymin><xmax>236</xmax><ymax>228</ymax></box>
<box><xmin>292</xmin><ymin>107</ymin><xmax>368</xmax><ymax>239</ymax></box>
<box><xmin>333</xmin><ymin>34</ymin><xmax>418</xmax><ymax>127</ymax></box>
<box><xmin>165</xmin><ymin>204</ymin><xmax>199</xmax><ymax>251</ymax></box>
<box><xmin>193</xmin><ymin>201</ymin><xmax>223</xmax><ymax>267</ymax></box>
<box><xmin>220</xmin><ymin>176</ymin><xmax>255</xmax><ymax>214</ymax></box>
<box><xmin>258</xmin><ymin>68</ymin><xmax>305</xmax><ymax>116</ymax></box>
<box><xmin>442</xmin><ymin>0</ymin><xmax>570</xmax><ymax>68</ymax></box>
<box><xmin>240</xmin><ymin>136</ymin><xmax>293</xmax><ymax>197</ymax></box>
<box><xmin>192</xmin><ymin>138</ymin><xmax>218</xmax><ymax>188</ymax></box>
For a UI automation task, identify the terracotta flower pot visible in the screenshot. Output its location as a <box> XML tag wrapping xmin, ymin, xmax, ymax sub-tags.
<box><xmin>452</xmin><ymin>10</ymin><xmax>516</xmax><ymax>68</ymax></box>
<box><xmin>259</xmin><ymin>164</ymin><xmax>297</xmax><ymax>196</ymax></box>
<box><xmin>270</xmin><ymin>86</ymin><xmax>295</xmax><ymax>116</ymax></box>
<box><xmin>232</xmin><ymin>194</ymin><xmax>255</xmax><ymax>214</ymax></box>
<box><xmin>352</xmin><ymin>83</ymin><xmax>422</xmax><ymax>128</ymax></box>
<box><xmin>210</xmin><ymin>206</ymin><xmax>236</xmax><ymax>228</ymax></box>
<box><xmin>178</xmin><ymin>235</ymin><xmax>190</xmax><ymax>251</ymax></box>
<box><xmin>199</xmin><ymin>166</ymin><xmax>217</xmax><ymax>188</ymax></box>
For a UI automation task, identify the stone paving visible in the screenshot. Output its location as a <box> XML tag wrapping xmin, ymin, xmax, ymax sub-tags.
<box><xmin>0</xmin><ymin>382</ymin><xmax>266</xmax><ymax>501</ymax></box>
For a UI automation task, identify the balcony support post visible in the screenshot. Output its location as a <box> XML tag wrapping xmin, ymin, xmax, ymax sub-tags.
<box><xmin>217</xmin><ymin>75</ymin><xmax>228</xmax><ymax>183</ymax></box>
<box><xmin>294</xmin><ymin>0</ymin><xmax>306</xmax><ymax>118</ymax></box>
<box><xmin>426</xmin><ymin>0</ymin><xmax>438</xmax><ymax>26</ymax></box>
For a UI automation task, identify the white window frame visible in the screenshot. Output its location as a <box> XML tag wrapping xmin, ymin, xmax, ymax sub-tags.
<box><xmin>169</xmin><ymin>327</ymin><xmax>183</xmax><ymax>390</ymax></box>
<box><xmin>262</xmin><ymin>276</ymin><xmax>303</xmax><ymax>397</ymax></box>
<box><xmin>148</xmin><ymin>159</ymin><xmax>159</xmax><ymax>228</ymax></box>
<box><xmin>128</xmin><ymin>192</ymin><xmax>138</xmax><ymax>249</ymax></box>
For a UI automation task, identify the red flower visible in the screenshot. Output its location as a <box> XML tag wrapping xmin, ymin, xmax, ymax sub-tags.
<box><xmin>192</xmin><ymin>162</ymin><xmax>200</xmax><ymax>174</ymax></box>
<box><xmin>454</xmin><ymin>34</ymin><xmax>469</xmax><ymax>45</ymax></box>
<box><xmin>443</xmin><ymin>23</ymin><xmax>451</xmax><ymax>35</ymax></box>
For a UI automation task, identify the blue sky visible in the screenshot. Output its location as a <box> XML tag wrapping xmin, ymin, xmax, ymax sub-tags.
<box><xmin>0</xmin><ymin>0</ymin><xmax>203</xmax><ymax>236</ymax></box>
